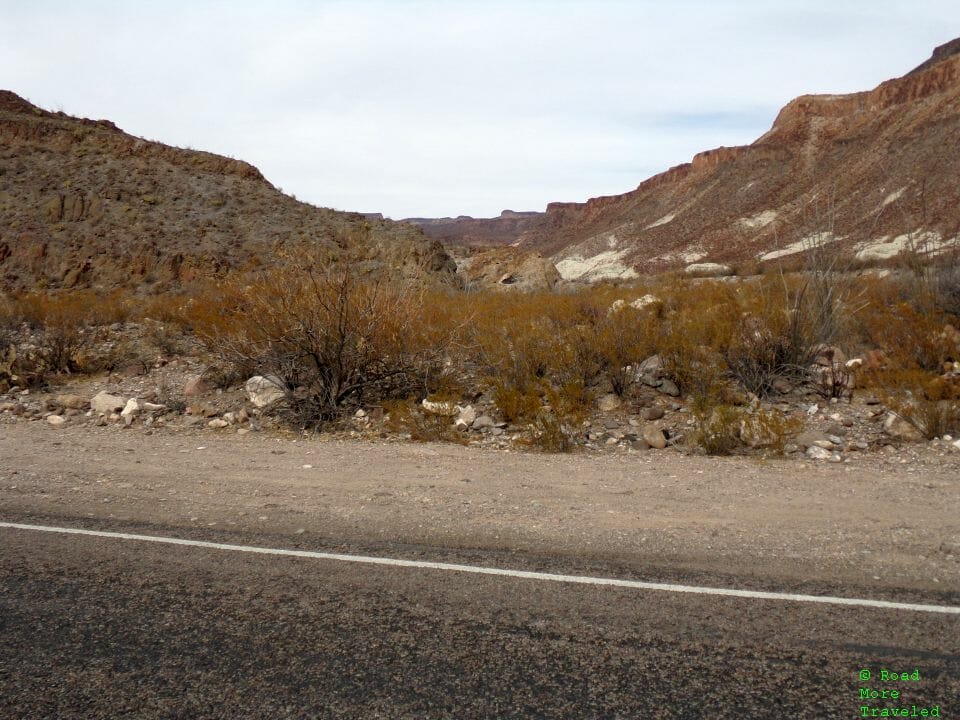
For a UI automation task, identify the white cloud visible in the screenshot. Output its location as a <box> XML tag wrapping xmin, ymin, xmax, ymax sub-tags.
<box><xmin>2</xmin><ymin>1</ymin><xmax>956</xmax><ymax>217</ymax></box>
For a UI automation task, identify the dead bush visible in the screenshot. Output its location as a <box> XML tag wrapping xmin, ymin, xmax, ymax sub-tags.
<box><xmin>595</xmin><ymin>301</ymin><xmax>658</xmax><ymax>396</ymax></box>
<box><xmin>873</xmin><ymin>369</ymin><xmax>960</xmax><ymax>440</ymax></box>
<box><xmin>658</xmin><ymin>287</ymin><xmax>735</xmax><ymax>412</ymax></box>
<box><xmin>382</xmin><ymin>400</ymin><xmax>467</xmax><ymax>443</ymax></box>
<box><xmin>192</xmin><ymin>262</ymin><xmax>454</xmax><ymax>428</ymax></box>
<box><xmin>692</xmin><ymin>404</ymin><xmax>743</xmax><ymax>456</ymax></box>
<box><xmin>860</xmin><ymin>300</ymin><xmax>954</xmax><ymax>373</ymax></box>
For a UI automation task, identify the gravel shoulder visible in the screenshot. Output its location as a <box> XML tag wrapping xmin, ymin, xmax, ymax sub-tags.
<box><xmin>1</xmin><ymin>422</ymin><xmax>957</xmax><ymax>595</ymax></box>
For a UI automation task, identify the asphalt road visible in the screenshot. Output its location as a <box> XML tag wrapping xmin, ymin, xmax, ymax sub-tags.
<box><xmin>2</xmin><ymin>517</ymin><xmax>958</xmax><ymax>719</ymax></box>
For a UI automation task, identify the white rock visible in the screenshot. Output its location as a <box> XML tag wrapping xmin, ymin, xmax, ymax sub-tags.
<box><xmin>46</xmin><ymin>415</ymin><xmax>66</xmax><ymax>426</ymax></box>
<box><xmin>952</xmin><ymin>439</ymin><xmax>960</xmax><ymax>451</ymax></box>
<box><xmin>245</xmin><ymin>375</ymin><xmax>286</xmax><ymax>408</ymax></box>
<box><xmin>684</xmin><ymin>262</ymin><xmax>733</xmax><ymax>277</ymax></box>
<box><xmin>630</xmin><ymin>294</ymin><xmax>660</xmax><ymax>310</ymax></box>
<box><xmin>421</xmin><ymin>399</ymin><xmax>458</xmax><ymax>416</ymax></box>
<box><xmin>454</xmin><ymin>405</ymin><xmax>476</xmax><ymax>429</ymax></box>
<box><xmin>207</xmin><ymin>418</ymin><xmax>229</xmax><ymax>429</ymax></box>
<box><xmin>805</xmin><ymin>445</ymin><xmax>833</xmax><ymax>461</ymax></box>
<box><xmin>120</xmin><ymin>398</ymin><xmax>140</xmax><ymax>417</ymax></box>
<box><xmin>90</xmin><ymin>391</ymin><xmax>125</xmax><ymax>415</ymax></box>
<box><xmin>141</xmin><ymin>402</ymin><xmax>166</xmax><ymax>412</ymax></box>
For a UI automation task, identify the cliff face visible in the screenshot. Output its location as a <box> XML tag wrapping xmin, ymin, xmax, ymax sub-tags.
<box><xmin>407</xmin><ymin>42</ymin><xmax>960</xmax><ymax>281</ymax></box>
<box><xmin>0</xmin><ymin>92</ymin><xmax>454</xmax><ymax>291</ymax></box>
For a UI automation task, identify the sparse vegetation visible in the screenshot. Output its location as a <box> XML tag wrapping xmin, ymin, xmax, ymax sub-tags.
<box><xmin>2</xmin><ymin>247</ymin><xmax>958</xmax><ymax>452</ymax></box>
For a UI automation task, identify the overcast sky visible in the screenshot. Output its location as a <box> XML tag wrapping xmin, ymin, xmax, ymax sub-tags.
<box><xmin>3</xmin><ymin>1</ymin><xmax>956</xmax><ymax>218</ymax></box>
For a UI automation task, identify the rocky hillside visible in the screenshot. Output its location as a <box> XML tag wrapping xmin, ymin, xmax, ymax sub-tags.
<box><xmin>405</xmin><ymin>210</ymin><xmax>544</xmax><ymax>248</ymax></box>
<box><xmin>0</xmin><ymin>91</ymin><xmax>454</xmax><ymax>291</ymax></box>
<box><xmin>410</xmin><ymin>40</ymin><xmax>960</xmax><ymax>282</ymax></box>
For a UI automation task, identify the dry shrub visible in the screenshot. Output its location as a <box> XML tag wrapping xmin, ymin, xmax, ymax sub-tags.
<box><xmin>722</xmin><ymin>277</ymin><xmax>821</xmax><ymax>396</ymax></box>
<box><xmin>693</xmin><ymin>404</ymin><xmax>743</xmax><ymax>456</ymax></box>
<box><xmin>382</xmin><ymin>400</ymin><xmax>467</xmax><ymax>444</ymax></box>
<box><xmin>872</xmin><ymin>369</ymin><xmax>960</xmax><ymax>440</ymax></box>
<box><xmin>0</xmin><ymin>290</ymin><xmax>133</xmax><ymax>376</ymax></box>
<box><xmin>657</xmin><ymin>282</ymin><xmax>738</xmax><ymax>410</ymax></box>
<box><xmin>190</xmin><ymin>261</ymin><xmax>455</xmax><ymax>427</ymax></box>
<box><xmin>860</xmin><ymin>298</ymin><xmax>955</xmax><ymax>373</ymax></box>
<box><xmin>471</xmin><ymin>291</ymin><xmax>602</xmax><ymax>421</ymax></box>
<box><xmin>595</xmin><ymin>301</ymin><xmax>658</xmax><ymax>396</ymax></box>
<box><xmin>491</xmin><ymin>381</ymin><xmax>540</xmax><ymax>423</ymax></box>
<box><xmin>932</xmin><ymin>260</ymin><xmax>960</xmax><ymax>317</ymax></box>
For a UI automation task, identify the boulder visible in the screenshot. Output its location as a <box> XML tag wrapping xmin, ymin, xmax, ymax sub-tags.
<box><xmin>795</xmin><ymin>430</ymin><xmax>831</xmax><ymax>449</ymax></box>
<box><xmin>184</xmin><ymin>375</ymin><xmax>211</xmax><ymax>397</ymax></box>
<box><xmin>46</xmin><ymin>414</ymin><xmax>66</xmax><ymax>426</ymax></box>
<box><xmin>642</xmin><ymin>424</ymin><xmax>667</xmax><ymax>449</ymax></box>
<box><xmin>641</xmin><ymin>406</ymin><xmax>665</xmax><ymax>421</ymax></box>
<box><xmin>806</xmin><ymin>445</ymin><xmax>841</xmax><ymax>462</ymax></box>
<box><xmin>245</xmin><ymin>375</ymin><xmax>286</xmax><ymax>408</ymax></box>
<box><xmin>597</xmin><ymin>393</ymin><xmax>622</xmax><ymax>413</ymax></box>
<box><xmin>454</xmin><ymin>405</ymin><xmax>477</xmax><ymax>430</ymax></box>
<box><xmin>207</xmin><ymin>418</ymin><xmax>229</xmax><ymax>429</ymax></box>
<box><xmin>883</xmin><ymin>412</ymin><xmax>923</xmax><ymax>442</ymax></box>
<box><xmin>637</xmin><ymin>355</ymin><xmax>663</xmax><ymax>376</ymax></box>
<box><xmin>90</xmin><ymin>391</ymin><xmax>125</xmax><ymax>415</ymax></box>
<box><xmin>472</xmin><ymin>415</ymin><xmax>496</xmax><ymax>431</ymax></box>
<box><xmin>656</xmin><ymin>379</ymin><xmax>681</xmax><ymax>397</ymax></box>
<box><xmin>55</xmin><ymin>394</ymin><xmax>88</xmax><ymax>410</ymax></box>
<box><xmin>120</xmin><ymin>398</ymin><xmax>140</xmax><ymax>417</ymax></box>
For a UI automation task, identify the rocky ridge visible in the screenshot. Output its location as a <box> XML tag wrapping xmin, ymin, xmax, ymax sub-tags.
<box><xmin>406</xmin><ymin>41</ymin><xmax>960</xmax><ymax>282</ymax></box>
<box><xmin>0</xmin><ymin>91</ymin><xmax>455</xmax><ymax>291</ymax></box>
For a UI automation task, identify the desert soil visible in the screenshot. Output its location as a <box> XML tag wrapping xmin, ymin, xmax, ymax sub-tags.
<box><xmin>2</xmin><ymin>422</ymin><xmax>957</xmax><ymax>596</ymax></box>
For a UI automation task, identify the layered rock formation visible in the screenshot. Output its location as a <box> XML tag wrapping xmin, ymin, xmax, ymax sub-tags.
<box><xmin>0</xmin><ymin>91</ymin><xmax>454</xmax><ymax>291</ymax></box>
<box><xmin>408</xmin><ymin>40</ymin><xmax>960</xmax><ymax>282</ymax></box>
<box><xmin>455</xmin><ymin>246</ymin><xmax>561</xmax><ymax>292</ymax></box>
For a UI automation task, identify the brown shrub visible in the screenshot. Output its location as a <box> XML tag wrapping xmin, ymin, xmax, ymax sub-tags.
<box><xmin>870</xmin><ymin>369</ymin><xmax>960</xmax><ymax>440</ymax></box>
<box><xmin>191</xmin><ymin>262</ymin><xmax>455</xmax><ymax>427</ymax></box>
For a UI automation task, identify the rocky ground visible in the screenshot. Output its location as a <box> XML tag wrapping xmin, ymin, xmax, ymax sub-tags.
<box><xmin>2</xmin><ymin>322</ymin><xmax>959</xmax><ymax>473</ymax></box>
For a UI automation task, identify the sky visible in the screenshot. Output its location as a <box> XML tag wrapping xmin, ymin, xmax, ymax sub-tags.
<box><xmin>2</xmin><ymin>1</ymin><xmax>957</xmax><ymax>219</ymax></box>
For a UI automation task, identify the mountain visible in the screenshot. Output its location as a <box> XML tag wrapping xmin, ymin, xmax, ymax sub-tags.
<box><xmin>408</xmin><ymin>39</ymin><xmax>960</xmax><ymax>282</ymax></box>
<box><xmin>0</xmin><ymin>92</ymin><xmax>454</xmax><ymax>292</ymax></box>
<box><xmin>404</xmin><ymin>210</ymin><xmax>544</xmax><ymax>248</ymax></box>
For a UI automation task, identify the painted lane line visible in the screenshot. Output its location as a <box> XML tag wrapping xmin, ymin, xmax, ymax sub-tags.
<box><xmin>2</xmin><ymin>521</ymin><xmax>958</xmax><ymax>615</ymax></box>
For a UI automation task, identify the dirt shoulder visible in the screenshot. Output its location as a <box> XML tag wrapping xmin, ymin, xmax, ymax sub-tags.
<box><xmin>1</xmin><ymin>422</ymin><xmax>957</xmax><ymax>595</ymax></box>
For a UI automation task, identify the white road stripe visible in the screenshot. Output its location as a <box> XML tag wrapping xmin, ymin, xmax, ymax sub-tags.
<box><xmin>2</xmin><ymin>521</ymin><xmax>958</xmax><ymax>615</ymax></box>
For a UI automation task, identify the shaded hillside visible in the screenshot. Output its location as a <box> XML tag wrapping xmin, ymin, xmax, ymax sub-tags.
<box><xmin>0</xmin><ymin>92</ymin><xmax>454</xmax><ymax>291</ymax></box>
<box><xmin>408</xmin><ymin>40</ymin><xmax>960</xmax><ymax>282</ymax></box>
<box><xmin>405</xmin><ymin>210</ymin><xmax>544</xmax><ymax>248</ymax></box>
